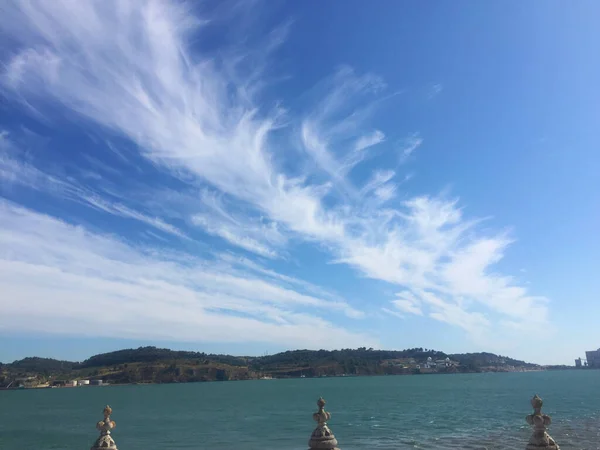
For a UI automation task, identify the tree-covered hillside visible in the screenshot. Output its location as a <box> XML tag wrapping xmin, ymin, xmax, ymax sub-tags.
<box><xmin>0</xmin><ymin>346</ymin><xmax>541</xmax><ymax>387</ymax></box>
<box><xmin>448</xmin><ymin>352</ymin><xmax>539</xmax><ymax>369</ymax></box>
<box><xmin>80</xmin><ymin>347</ymin><xmax>248</xmax><ymax>368</ymax></box>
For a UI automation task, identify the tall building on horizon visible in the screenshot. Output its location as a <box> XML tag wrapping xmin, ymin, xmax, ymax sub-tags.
<box><xmin>585</xmin><ymin>349</ymin><xmax>600</xmax><ymax>368</ymax></box>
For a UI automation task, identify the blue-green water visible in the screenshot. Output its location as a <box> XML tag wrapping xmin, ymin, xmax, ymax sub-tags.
<box><xmin>1</xmin><ymin>371</ymin><xmax>599</xmax><ymax>450</ymax></box>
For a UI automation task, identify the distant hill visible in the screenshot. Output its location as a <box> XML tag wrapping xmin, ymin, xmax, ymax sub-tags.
<box><xmin>448</xmin><ymin>352</ymin><xmax>538</xmax><ymax>369</ymax></box>
<box><xmin>0</xmin><ymin>346</ymin><xmax>541</xmax><ymax>387</ymax></box>
<box><xmin>8</xmin><ymin>356</ymin><xmax>78</xmax><ymax>373</ymax></box>
<box><xmin>79</xmin><ymin>347</ymin><xmax>248</xmax><ymax>368</ymax></box>
<box><xmin>253</xmin><ymin>348</ymin><xmax>448</xmax><ymax>377</ymax></box>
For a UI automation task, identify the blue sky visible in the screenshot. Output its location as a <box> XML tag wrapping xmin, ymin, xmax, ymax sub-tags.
<box><xmin>0</xmin><ymin>1</ymin><xmax>598</xmax><ymax>365</ymax></box>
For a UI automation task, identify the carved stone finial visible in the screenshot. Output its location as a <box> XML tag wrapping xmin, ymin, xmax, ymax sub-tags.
<box><xmin>309</xmin><ymin>397</ymin><xmax>340</xmax><ymax>450</ymax></box>
<box><xmin>525</xmin><ymin>395</ymin><xmax>559</xmax><ymax>449</ymax></box>
<box><xmin>91</xmin><ymin>405</ymin><xmax>118</xmax><ymax>450</ymax></box>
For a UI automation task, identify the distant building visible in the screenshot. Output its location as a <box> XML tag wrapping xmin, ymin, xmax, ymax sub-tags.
<box><xmin>575</xmin><ymin>358</ymin><xmax>582</xmax><ymax>368</ymax></box>
<box><xmin>90</xmin><ymin>380</ymin><xmax>103</xmax><ymax>386</ymax></box>
<box><xmin>436</xmin><ymin>357</ymin><xmax>456</xmax><ymax>368</ymax></box>
<box><xmin>78</xmin><ymin>380</ymin><xmax>90</xmax><ymax>386</ymax></box>
<box><xmin>424</xmin><ymin>356</ymin><xmax>435</xmax><ymax>369</ymax></box>
<box><xmin>586</xmin><ymin>349</ymin><xmax>600</xmax><ymax>368</ymax></box>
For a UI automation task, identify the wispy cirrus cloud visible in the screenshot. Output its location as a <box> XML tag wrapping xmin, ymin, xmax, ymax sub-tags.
<box><xmin>399</xmin><ymin>133</ymin><xmax>423</xmax><ymax>163</ymax></box>
<box><xmin>0</xmin><ymin>0</ymin><xmax>551</xmax><ymax>349</ymax></box>
<box><xmin>0</xmin><ymin>199</ymin><xmax>369</xmax><ymax>346</ymax></box>
<box><xmin>300</xmin><ymin>67</ymin><xmax>387</xmax><ymax>186</ymax></box>
<box><xmin>335</xmin><ymin>196</ymin><xmax>549</xmax><ymax>335</ymax></box>
<box><xmin>360</xmin><ymin>169</ymin><xmax>398</xmax><ymax>205</ymax></box>
<box><xmin>192</xmin><ymin>213</ymin><xmax>278</xmax><ymax>258</ymax></box>
<box><xmin>190</xmin><ymin>189</ymin><xmax>286</xmax><ymax>258</ymax></box>
<box><xmin>393</xmin><ymin>292</ymin><xmax>424</xmax><ymax>316</ymax></box>
<box><xmin>354</xmin><ymin>130</ymin><xmax>386</xmax><ymax>152</ymax></box>
<box><xmin>0</xmin><ymin>134</ymin><xmax>188</xmax><ymax>239</ymax></box>
<box><xmin>82</xmin><ymin>194</ymin><xmax>189</xmax><ymax>239</ymax></box>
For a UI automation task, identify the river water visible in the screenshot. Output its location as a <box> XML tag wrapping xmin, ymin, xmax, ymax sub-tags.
<box><xmin>1</xmin><ymin>370</ymin><xmax>599</xmax><ymax>450</ymax></box>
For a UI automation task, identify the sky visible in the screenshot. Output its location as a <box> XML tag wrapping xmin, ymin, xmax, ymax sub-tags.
<box><xmin>0</xmin><ymin>1</ymin><xmax>598</xmax><ymax>365</ymax></box>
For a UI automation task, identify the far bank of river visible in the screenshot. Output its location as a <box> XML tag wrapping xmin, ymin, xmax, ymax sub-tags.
<box><xmin>1</xmin><ymin>366</ymin><xmax>559</xmax><ymax>391</ymax></box>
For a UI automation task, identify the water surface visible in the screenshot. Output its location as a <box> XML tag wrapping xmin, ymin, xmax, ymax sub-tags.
<box><xmin>1</xmin><ymin>370</ymin><xmax>599</xmax><ymax>449</ymax></box>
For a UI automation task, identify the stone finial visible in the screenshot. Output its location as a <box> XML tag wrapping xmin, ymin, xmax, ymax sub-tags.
<box><xmin>308</xmin><ymin>397</ymin><xmax>340</xmax><ymax>450</ymax></box>
<box><xmin>525</xmin><ymin>395</ymin><xmax>559</xmax><ymax>449</ymax></box>
<box><xmin>91</xmin><ymin>405</ymin><xmax>118</xmax><ymax>450</ymax></box>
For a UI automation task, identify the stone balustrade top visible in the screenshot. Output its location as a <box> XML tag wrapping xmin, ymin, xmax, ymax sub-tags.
<box><xmin>83</xmin><ymin>394</ymin><xmax>563</xmax><ymax>450</ymax></box>
<box><xmin>90</xmin><ymin>405</ymin><xmax>117</xmax><ymax>450</ymax></box>
<box><xmin>526</xmin><ymin>394</ymin><xmax>559</xmax><ymax>450</ymax></box>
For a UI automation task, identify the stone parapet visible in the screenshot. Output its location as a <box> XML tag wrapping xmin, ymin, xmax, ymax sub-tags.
<box><xmin>84</xmin><ymin>394</ymin><xmax>564</xmax><ymax>449</ymax></box>
<box><xmin>90</xmin><ymin>405</ymin><xmax>118</xmax><ymax>450</ymax></box>
<box><xmin>525</xmin><ymin>395</ymin><xmax>559</xmax><ymax>449</ymax></box>
<box><xmin>309</xmin><ymin>397</ymin><xmax>340</xmax><ymax>450</ymax></box>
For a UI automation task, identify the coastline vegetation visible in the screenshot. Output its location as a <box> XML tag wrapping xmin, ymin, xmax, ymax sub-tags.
<box><xmin>0</xmin><ymin>346</ymin><xmax>545</xmax><ymax>388</ymax></box>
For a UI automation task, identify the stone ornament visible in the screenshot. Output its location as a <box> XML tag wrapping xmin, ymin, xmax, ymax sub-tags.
<box><xmin>309</xmin><ymin>397</ymin><xmax>340</xmax><ymax>450</ymax></box>
<box><xmin>91</xmin><ymin>405</ymin><xmax>118</xmax><ymax>450</ymax></box>
<box><xmin>525</xmin><ymin>395</ymin><xmax>559</xmax><ymax>449</ymax></box>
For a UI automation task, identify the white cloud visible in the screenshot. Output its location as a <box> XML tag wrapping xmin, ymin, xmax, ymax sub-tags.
<box><xmin>360</xmin><ymin>169</ymin><xmax>398</xmax><ymax>205</ymax></box>
<box><xmin>191</xmin><ymin>189</ymin><xmax>286</xmax><ymax>258</ymax></box>
<box><xmin>0</xmin><ymin>0</ymin><xmax>552</xmax><ymax>347</ymax></box>
<box><xmin>0</xmin><ymin>200</ymin><xmax>371</xmax><ymax>346</ymax></box>
<box><xmin>373</xmin><ymin>183</ymin><xmax>397</xmax><ymax>203</ymax></box>
<box><xmin>300</xmin><ymin>67</ymin><xmax>387</xmax><ymax>182</ymax></box>
<box><xmin>192</xmin><ymin>213</ymin><xmax>278</xmax><ymax>259</ymax></box>
<box><xmin>392</xmin><ymin>291</ymin><xmax>423</xmax><ymax>316</ymax></box>
<box><xmin>1</xmin><ymin>0</ymin><xmax>347</xmax><ymax>245</ymax></box>
<box><xmin>143</xmin><ymin>230</ymin><xmax>170</xmax><ymax>243</ymax></box>
<box><xmin>81</xmin><ymin>155</ymin><xmax>122</xmax><ymax>177</ymax></box>
<box><xmin>381</xmin><ymin>307</ymin><xmax>405</xmax><ymax>319</ymax></box>
<box><xmin>361</xmin><ymin>169</ymin><xmax>395</xmax><ymax>195</ymax></box>
<box><xmin>399</xmin><ymin>133</ymin><xmax>423</xmax><ymax>163</ymax></box>
<box><xmin>414</xmin><ymin>289</ymin><xmax>490</xmax><ymax>335</ymax></box>
<box><xmin>0</xmin><ymin>136</ymin><xmax>79</xmax><ymax>195</ymax></box>
<box><xmin>334</xmin><ymin>196</ymin><xmax>549</xmax><ymax>336</ymax></box>
<box><xmin>393</xmin><ymin>300</ymin><xmax>423</xmax><ymax>316</ymax></box>
<box><xmin>0</xmin><ymin>136</ymin><xmax>188</xmax><ymax>239</ymax></box>
<box><xmin>354</xmin><ymin>130</ymin><xmax>385</xmax><ymax>152</ymax></box>
<box><xmin>82</xmin><ymin>194</ymin><xmax>188</xmax><ymax>239</ymax></box>
<box><xmin>216</xmin><ymin>252</ymin><xmax>363</xmax><ymax>317</ymax></box>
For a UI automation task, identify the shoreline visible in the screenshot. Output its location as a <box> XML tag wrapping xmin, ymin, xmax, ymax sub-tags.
<box><xmin>1</xmin><ymin>367</ymin><xmax>567</xmax><ymax>391</ymax></box>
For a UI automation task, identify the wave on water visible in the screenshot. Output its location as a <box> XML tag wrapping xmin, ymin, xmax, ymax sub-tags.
<box><xmin>345</xmin><ymin>418</ymin><xmax>600</xmax><ymax>450</ymax></box>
